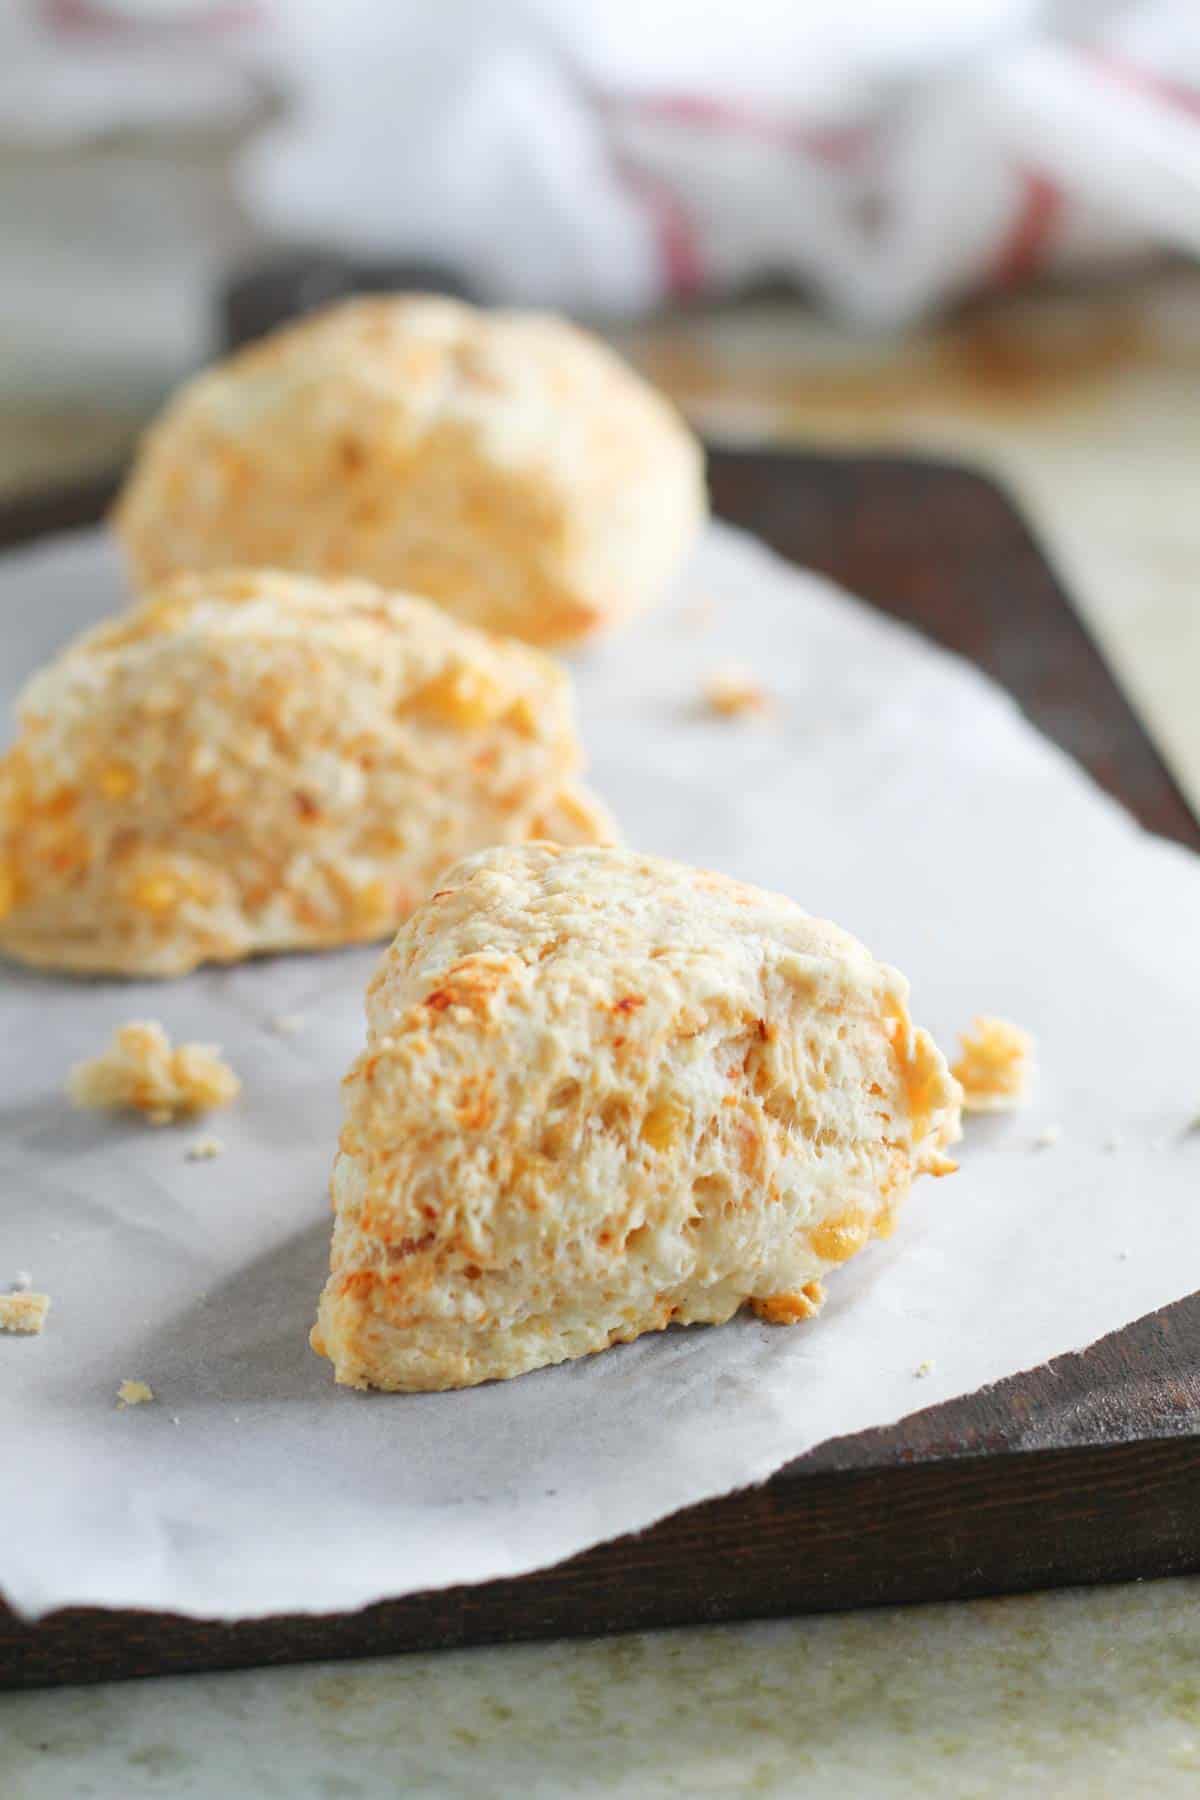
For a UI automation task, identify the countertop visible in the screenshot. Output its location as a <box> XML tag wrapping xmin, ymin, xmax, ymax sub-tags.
<box><xmin>7</xmin><ymin>1580</ymin><xmax>1200</xmax><ymax>1798</ymax></box>
<box><xmin>2</xmin><ymin>268</ymin><xmax>1199</xmax><ymax>1795</ymax></box>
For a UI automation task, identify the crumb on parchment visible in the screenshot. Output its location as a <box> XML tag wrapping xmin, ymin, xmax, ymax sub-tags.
<box><xmin>185</xmin><ymin>1136</ymin><xmax>225</xmax><ymax>1162</ymax></box>
<box><xmin>951</xmin><ymin>1015</ymin><xmax>1035</xmax><ymax>1113</ymax></box>
<box><xmin>269</xmin><ymin>1013</ymin><xmax>305</xmax><ymax>1037</ymax></box>
<box><xmin>749</xmin><ymin>1281</ymin><xmax>826</xmax><ymax>1325</ymax></box>
<box><xmin>68</xmin><ymin>1020</ymin><xmax>240</xmax><ymax>1125</ymax></box>
<box><xmin>702</xmin><ymin>662</ymin><xmax>773</xmax><ymax>719</ymax></box>
<box><xmin>915</xmin><ymin>1359</ymin><xmax>935</xmax><ymax>1379</ymax></box>
<box><xmin>0</xmin><ymin>1291</ymin><xmax>50</xmax><ymax>1334</ymax></box>
<box><xmin>117</xmin><ymin>1379</ymin><xmax>155</xmax><ymax>1407</ymax></box>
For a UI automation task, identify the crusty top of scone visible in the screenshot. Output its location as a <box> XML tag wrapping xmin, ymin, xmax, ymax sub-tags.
<box><xmin>151</xmin><ymin>295</ymin><xmax>691</xmax><ymax>485</ymax></box>
<box><xmin>112</xmin><ymin>295</ymin><xmax>707</xmax><ymax>647</ymax></box>
<box><xmin>361</xmin><ymin>844</ymin><xmax>961</xmax><ymax>1181</ymax></box>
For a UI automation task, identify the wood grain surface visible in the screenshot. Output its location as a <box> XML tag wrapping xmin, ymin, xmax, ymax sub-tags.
<box><xmin>2</xmin><ymin>448</ymin><xmax>1198</xmax><ymax>1689</ymax></box>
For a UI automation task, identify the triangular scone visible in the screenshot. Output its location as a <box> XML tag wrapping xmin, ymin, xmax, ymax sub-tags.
<box><xmin>0</xmin><ymin>571</ymin><xmax>615</xmax><ymax>977</ymax></box>
<box><xmin>113</xmin><ymin>295</ymin><xmax>707</xmax><ymax>649</ymax></box>
<box><xmin>312</xmin><ymin>845</ymin><xmax>962</xmax><ymax>1392</ymax></box>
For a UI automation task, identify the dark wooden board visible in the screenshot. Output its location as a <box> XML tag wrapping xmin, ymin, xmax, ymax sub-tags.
<box><xmin>2</xmin><ymin>448</ymin><xmax>1199</xmax><ymax>1691</ymax></box>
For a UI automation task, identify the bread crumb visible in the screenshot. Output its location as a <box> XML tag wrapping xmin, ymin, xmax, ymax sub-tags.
<box><xmin>1033</xmin><ymin>1124</ymin><xmax>1061</xmax><ymax>1150</ymax></box>
<box><xmin>749</xmin><ymin>1280</ymin><xmax>826</xmax><ymax>1325</ymax></box>
<box><xmin>269</xmin><ymin>1013</ymin><xmax>305</xmax><ymax>1037</ymax></box>
<box><xmin>185</xmin><ymin>1136</ymin><xmax>225</xmax><ymax>1162</ymax></box>
<box><xmin>702</xmin><ymin>663</ymin><xmax>773</xmax><ymax>719</ymax></box>
<box><xmin>69</xmin><ymin>1021</ymin><xmax>240</xmax><ymax>1125</ymax></box>
<box><xmin>0</xmin><ymin>1291</ymin><xmax>50</xmax><ymax>1334</ymax></box>
<box><xmin>914</xmin><ymin>1358</ymin><xmax>934</xmax><ymax>1378</ymax></box>
<box><xmin>117</xmin><ymin>1378</ymin><xmax>155</xmax><ymax>1407</ymax></box>
<box><xmin>951</xmin><ymin>1016</ymin><xmax>1035</xmax><ymax>1113</ymax></box>
<box><xmin>13</xmin><ymin>1270</ymin><xmax>32</xmax><ymax>1292</ymax></box>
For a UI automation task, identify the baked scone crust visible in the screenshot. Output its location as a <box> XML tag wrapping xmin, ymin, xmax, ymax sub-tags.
<box><xmin>113</xmin><ymin>296</ymin><xmax>707</xmax><ymax>648</ymax></box>
<box><xmin>313</xmin><ymin>845</ymin><xmax>962</xmax><ymax>1391</ymax></box>
<box><xmin>0</xmin><ymin>570</ymin><xmax>614</xmax><ymax>977</ymax></box>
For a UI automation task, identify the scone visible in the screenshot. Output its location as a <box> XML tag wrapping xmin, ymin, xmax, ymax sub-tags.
<box><xmin>312</xmin><ymin>844</ymin><xmax>962</xmax><ymax>1391</ymax></box>
<box><xmin>113</xmin><ymin>295</ymin><xmax>706</xmax><ymax>648</ymax></box>
<box><xmin>0</xmin><ymin>570</ymin><xmax>614</xmax><ymax>977</ymax></box>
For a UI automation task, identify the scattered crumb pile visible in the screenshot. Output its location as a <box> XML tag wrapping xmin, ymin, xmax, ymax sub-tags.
<box><xmin>702</xmin><ymin>662</ymin><xmax>773</xmax><ymax>718</ymax></box>
<box><xmin>117</xmin><ymin>1378</ymin><xmax>155</xmax><ymax>1408</ymax></box>
<box><xmin>0</xmin><ymin>1291</ymin><xmax>50</xmax><ymax>1335</ymax></box>
<box><xmin>951</xmin><ymin>1015</ymin><xmax>1035</xmax><ymax>1113</ymax></box>
<box><xmin>68</xmin><ymin>1020</ymin><xmax>241</xmax><ymax>1125</ymax></box>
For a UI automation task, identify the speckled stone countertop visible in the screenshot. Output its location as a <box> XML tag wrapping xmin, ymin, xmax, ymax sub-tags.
<box><xmin>6</xmin><ymin>1580</ymin><xmax>1200</xmax><ymax>1797</ymax></box>
<box><xmin>2</xmin><ymin>269</ymin><xmax>1198</xmax><ymax>1795</ymax></box>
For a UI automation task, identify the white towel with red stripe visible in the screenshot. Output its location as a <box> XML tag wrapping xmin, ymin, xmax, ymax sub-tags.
<box><xmin>6</xmin><ymin>0</ymin><xmax>1200</xmax><ymax>324</ymax></box>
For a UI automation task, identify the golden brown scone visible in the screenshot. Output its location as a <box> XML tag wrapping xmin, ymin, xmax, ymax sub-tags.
<box><xmin>113</xmin><ymin>295</ymin><xmax>706</xmax><ymax>648</ymax></box>
<box><xmin>312</xmin><ymin>844</ymin><xmax>962</xmax><ymax>1392</ymax></box>
<box><xmin>0</xmin><ymin>569</ymin><xmax>615</xmax><ymax>977</ymax></box>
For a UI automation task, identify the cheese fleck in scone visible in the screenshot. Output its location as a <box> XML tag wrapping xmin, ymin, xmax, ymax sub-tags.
<box><xmin>69</xmin><ymin>1022</ymin><xmax>240</xmax><ymax>1124</ymax></box>
<box><xmin>313</xmin><ymin>845</ymin><xmax>962</xmax><ymax>1392</ymax></box>
<box><xmin>0</xmin><ymin>1292</ymin><xmax>50</xmax><ymax>1334</ymax></box>
<box><xmin>117</xmin><ymin>1379</ymin><xmax>155</xmax><ymax>1407</ymax></box>
<box><xmin>952</xmin><ymin>1015</ymin><xmax>1035</xmax><ymax>1113</ymax></box>
<box><xmin>0</xmin><ymin>568</ymin><xmax>614</xmax><ymax>976</ymax></box>
<box><xmin>113</xmin><ymin>296</ymin><xmax>706</xmax><ymax>648</ymax></box>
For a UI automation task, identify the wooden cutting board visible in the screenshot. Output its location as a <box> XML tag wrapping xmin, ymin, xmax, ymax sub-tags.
<box><xmin>2</xmin><ymin>448</ymin><xmax>1199</xmax><ymax>1690</ymax></box>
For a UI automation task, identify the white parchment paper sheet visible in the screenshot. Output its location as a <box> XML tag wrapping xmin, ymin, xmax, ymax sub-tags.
<box><xmin>1</xmin><ymin>524</ymin><xmax>1198</xmax><ymax>1622</ymax></box>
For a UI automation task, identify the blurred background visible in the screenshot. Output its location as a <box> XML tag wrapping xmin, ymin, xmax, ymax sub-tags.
<box><xmin>0</xmin><ymin>0</ymin><xmax>1197</xmax><ymax>802</ymax></box>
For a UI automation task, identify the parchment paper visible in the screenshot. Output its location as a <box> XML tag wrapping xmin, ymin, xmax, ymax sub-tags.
<box><xmin>2</xmin><ymin>523</ymin><xmax>1198</xmax><ymax>1622</ymax></box>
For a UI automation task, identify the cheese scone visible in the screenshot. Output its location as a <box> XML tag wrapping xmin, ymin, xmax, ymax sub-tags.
<box><xmin>113</xmin><ymin>295</ymin><xmax>706</xmax><ymax>649</ymax></box>
<box><xmin>312</xmin><ymin>845</ymin><xmax>962</xmax><ymax>1391</ymax></box>
<box><xmin>0</xmin><ymin>570</ymin><xmax>614</xmax><ymax>977</ymax></box>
